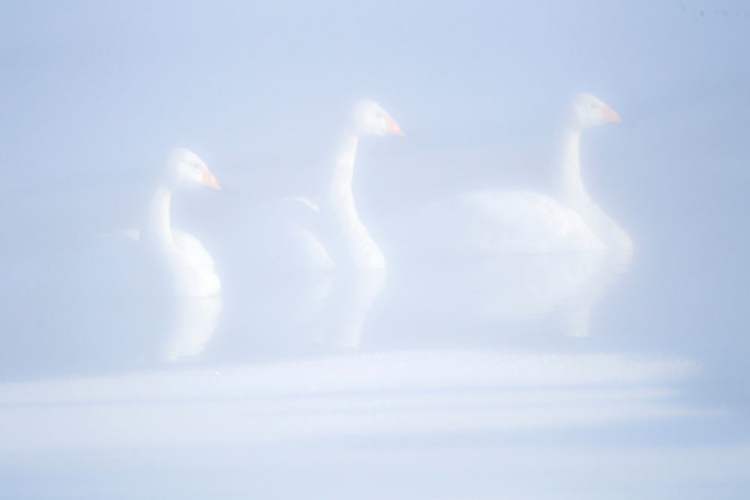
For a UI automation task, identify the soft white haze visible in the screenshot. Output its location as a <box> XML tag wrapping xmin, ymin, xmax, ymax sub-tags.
<box><xmin>0</xmin><ymin>1</ymin><xmax>749</xmax><ymax>498</ymax></box>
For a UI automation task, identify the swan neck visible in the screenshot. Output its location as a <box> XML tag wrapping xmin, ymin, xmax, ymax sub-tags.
<box><xmin>329</xmin><ymin>133</ymin><xmax>359</xmax><ymax>199</ymax></box>
<box><xmin>561</xmin><ymin>128</ymin><xmax>589</xmax><ymax>205</ymax></box>
<box><xmin>326</xmin><ymin>132</ymin><xmax>386</xmax><ymax>269</ymax></box>
<box><xmin>560</xmin><ymin>128</ymin><xmax>632</xmax><ymax>251</ymax></box>
<box><xmin>145</xmin><ymin>186</ymin><xmax>174</xmax><ymax>252</ymax></box>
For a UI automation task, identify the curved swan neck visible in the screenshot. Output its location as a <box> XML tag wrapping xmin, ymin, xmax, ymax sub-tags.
<box><xmin>144</xmin><ymin>186</ymin><xmax>175</xmax><ymax>252</ymax></box>
<box><xmin>560</xmin><ymin>128</ymin><xmax>591</xmax><ymax>205</ymax></box>
<box><xmin>559</xmin><ymin>128</ymin><xmax>632</xmax><ymax>251</ymax></box>
<box><xmin>329</xmin><ymin>133</ymin><xmax>359</xmax><ymax>201</ymax></box>
<box><xmin>325</xmin><ymin>132</ymin><xmax>386</xmax><ymax>269</ymax></box>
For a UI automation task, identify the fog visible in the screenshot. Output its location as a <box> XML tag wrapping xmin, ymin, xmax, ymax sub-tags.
<box><xmin>1</xmin><ymin>1</ymin><xmax>749</xmax><ymax>498</ymax></box>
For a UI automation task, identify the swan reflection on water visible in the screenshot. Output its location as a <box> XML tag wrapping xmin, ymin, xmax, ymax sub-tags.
<box><xmin>164</xmin><ymin>295</ymin><xmax>222</xmax><ymax>361</ymax></box>
<box><xmin>391</xmin><ymin>249</ymin><xmax>630</xmax><ymax>338</ymax></box>
<box><xmin>314</xmin><ymin>267</ymin><xmax>386</xmax><ymax>348</ymax></box>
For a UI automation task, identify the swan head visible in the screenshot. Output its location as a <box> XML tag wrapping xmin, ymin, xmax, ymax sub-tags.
<box><xmin>351</xmin><ymin>99</ymin><xmax>403</xmax><ymax>137</ymax></box>
<box><xmin>570</xmin><ymin>93</ymin><xmax>622</xmax><ymax>130</ymax></box>
<box><xmin>165</xmin><ymin>148</ymin><xmax>221</xmax><ymax>190</ymax></box>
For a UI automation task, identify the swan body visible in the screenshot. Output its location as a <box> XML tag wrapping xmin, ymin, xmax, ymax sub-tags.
<box><xmin>417</xmin><ymin>93</ymin><xmax>629</xmax><ymax>257</ymax></box>
<box><xmin>445</xmin><ymin>190</ymin><xmax>607</xmax><ymax>254</ymax></box>
<box><xmin>125</xmin><ymin>227</ymin><xmax>221</xmax><ymax>298</ymax></box>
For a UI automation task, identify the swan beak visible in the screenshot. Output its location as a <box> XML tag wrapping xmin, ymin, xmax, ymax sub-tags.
<box><xmin>202</xmin><ymin>167</ymin><xmax>222</xmax><ymax>190</ymax></box>
<box><xmin>385</xmin><ymin>116</ymin><xmax>404</xmax><ymax>136</ymax></box>
<box><xmin>602</xmin><ymin>104</ymin><xmax>622</xmax><ymax>123</ymax></box>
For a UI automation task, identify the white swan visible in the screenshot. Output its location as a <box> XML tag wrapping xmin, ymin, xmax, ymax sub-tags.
<box><xmin>282</xmin><ymin>100</ymin><xmax>402</xmax><ymax>347</ymax></box>
<box><xmin>217</xmin><ymin>101</ymin><xmax>401</xmax><ymax>350</ymax></box>
<box><xmin>126</xmin><ymin>148</ymin><xmax>222</xmax><ymax>298</ymax></box>
<box><xmin>126</xmin><ymin>148</ymin><xmax>223</xmax><ymax>359</ymax></box>
<box><xmin>390</xmin><ymin>93</ymin><xmax>631</xmax><ymax>338</ymax></box>
<box><xmin>449</xmin><ymin>93</ymin><xmax>630</xmax><ymax>255</ymax></box>
<box><xmin>287</xmin><ymin>99</ymin><xmax>403</xmax><ymax>270</ymax></box>
<box><xmin>328</xmin><ymin>100</ymin><xmax>402</xmax><ymax>269</ymax></box>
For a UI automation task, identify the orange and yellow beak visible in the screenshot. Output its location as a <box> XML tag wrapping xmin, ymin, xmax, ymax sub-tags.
<box><xmin>385</xmin><ymin>115</ymin><xmax>404</xmax><ymax>136</ymax></box>
<box><xmin>601</xmin><ymin>104</ymin><xmax>622</xmax><ymax>123</ymax></box>
<box><xmin>201</xmin><ymin>167</ymin><xmax>221</xmax><ymax>190</ymax></box>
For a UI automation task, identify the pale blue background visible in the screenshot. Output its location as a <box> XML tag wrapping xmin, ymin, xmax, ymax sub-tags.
<box><xmin>0</xmin><ymin>1</ymin><xmax>749</xmax><ymax>498</ymax></box>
